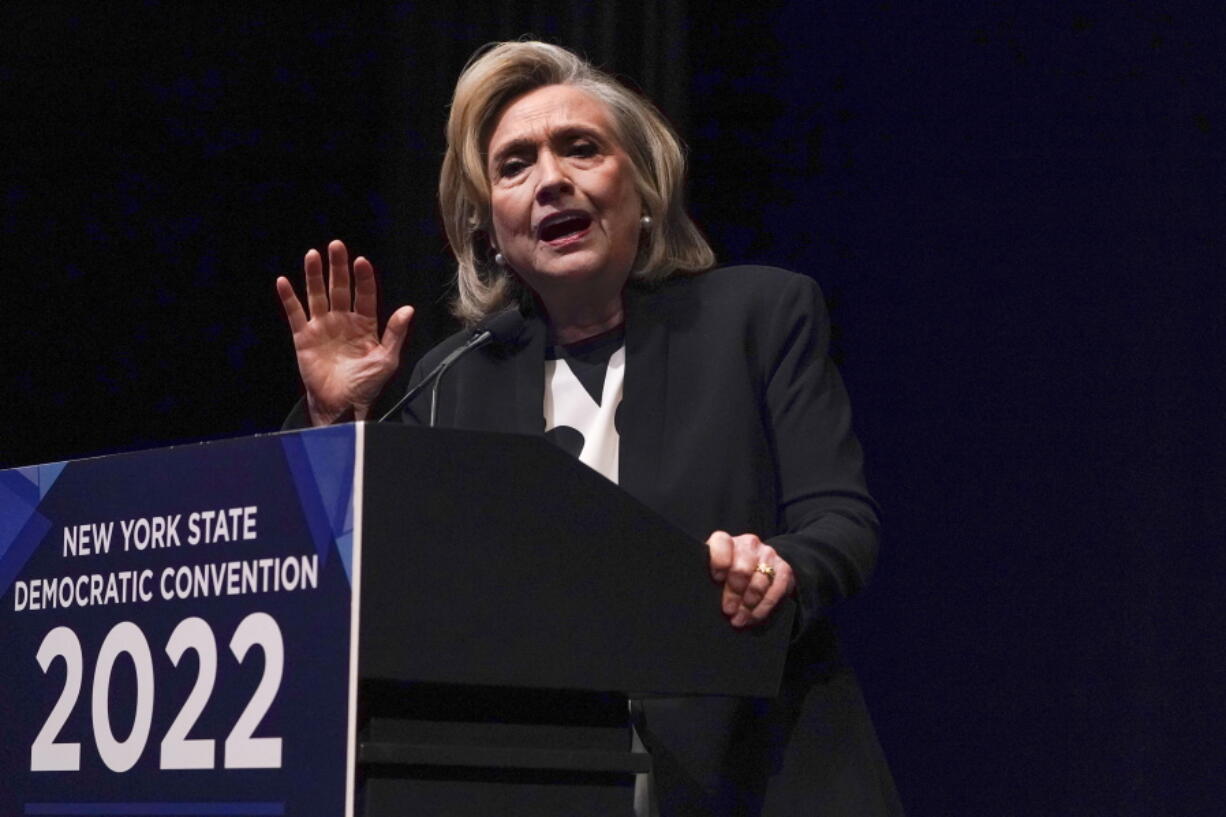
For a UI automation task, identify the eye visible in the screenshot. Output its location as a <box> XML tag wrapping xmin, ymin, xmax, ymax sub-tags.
<box><xmin>499</xmin><ymin>157</ymin><xmax>528</xmax><ymax>178</ymax></box>
<box><xmin>568</xmin><ymin>141</ymin><xmax>598</xmax><ymax>158</ymax></box>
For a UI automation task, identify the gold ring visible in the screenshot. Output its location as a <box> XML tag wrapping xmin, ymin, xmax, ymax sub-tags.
<box><xmin>755</xmin><ymin>563</ymin><xmax>776</xmax><ymax>580</ymax></box>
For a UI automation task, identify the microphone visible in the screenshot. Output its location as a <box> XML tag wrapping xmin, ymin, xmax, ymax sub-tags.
<box><xmin>378</xmin><ymin>308</ymin><xmax>525</xmax><ymax>425</ymax></box>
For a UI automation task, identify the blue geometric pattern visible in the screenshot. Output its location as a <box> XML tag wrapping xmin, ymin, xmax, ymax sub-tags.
<box><xmin>19</xmin><ymin>461</ymin><xmax>68</xmax><ymax>500</ymax></box>
<box><xmin>0</xmin><ymin>462</ymin><xmax>66</xmax><ymax>599</ymax></box>
<box><xmin>23</xmin><ymin>802</ymin><xmax>284</xmax><ymax>815</ymax></box>
<box><xmin>278</xmin><ymin>426</ymin><xmax>357</xmax><ymax>585</ymax></box>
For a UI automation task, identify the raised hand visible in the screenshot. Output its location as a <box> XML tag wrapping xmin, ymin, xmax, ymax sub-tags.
<box><xmin>706</xmin><ymin>530</ymin><xmax>796</xmax><ymax>629</ymax></box>
<box><xmin>276</xmin><ymin>239</ymin><xmax>414</xmax><ymax>426</ymax></box>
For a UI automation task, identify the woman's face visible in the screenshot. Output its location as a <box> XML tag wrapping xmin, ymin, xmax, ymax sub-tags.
<box><xmin>485</xmin><ymin>84</ymin><xmax>642</xmax><ymax>305</ymax></box>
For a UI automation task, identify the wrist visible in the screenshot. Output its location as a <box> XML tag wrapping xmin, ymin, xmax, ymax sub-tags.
<box><xmin>306</xmin><ymin>396</ymin><xmax>355</xmax><ymax>426</ymax></box>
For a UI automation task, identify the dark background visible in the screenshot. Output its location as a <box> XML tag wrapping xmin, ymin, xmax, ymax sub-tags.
<box><xmin>3</xmin><ymin>2</ymin><xmax>1222</xmax><ymax>814</ymax></box>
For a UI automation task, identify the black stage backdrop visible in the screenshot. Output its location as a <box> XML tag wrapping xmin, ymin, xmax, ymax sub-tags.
<box><xmin>3</xmin><ymin>3</ymin><xmax>1222</xmax><ymax>814</ymax></box>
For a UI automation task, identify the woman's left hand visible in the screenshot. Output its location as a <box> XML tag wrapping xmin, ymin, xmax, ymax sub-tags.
<box><xmin>706</xmin><ymin>531</ymin><xmax>796</xmax><ymax>628</ymax></box>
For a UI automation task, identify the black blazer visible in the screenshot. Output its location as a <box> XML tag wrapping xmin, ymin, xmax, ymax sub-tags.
<box><xmin>405</xmin><ymin>266</ymin><xmax>903</xmax><ymax>816</ymax></box>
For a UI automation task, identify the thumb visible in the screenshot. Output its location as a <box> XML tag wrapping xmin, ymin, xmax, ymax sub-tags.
<box><xmin>381</xmin><ymin>305</ymin><xmax>415</xmax><ymax>356</ymax></box>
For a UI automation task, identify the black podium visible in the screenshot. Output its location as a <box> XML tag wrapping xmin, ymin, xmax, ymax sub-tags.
<box><xmin>0</xmin><ymin>423</ymin><xmax>790</xmax><ymax>817</ymax></box>
<box><xmin>352</xmin><ymin>424</ymin><xmax>793</xmax><ymax>815</ymax></box>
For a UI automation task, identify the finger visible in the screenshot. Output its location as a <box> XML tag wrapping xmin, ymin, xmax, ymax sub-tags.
<box><xmin>706</xmin><ymin>531</ymin><xmax>734</xmax><ymax>582</ymax></box>
<box><xmin>380</xmin><ymin>305</ymin><xmax>415</xmax><ymax>356</ymax></box>
<box><xmin>745</xmin><ymin>560</ymin><xmax>795</xmax><ymax>625</ymax></box>
<box><xmin>276</xmin><ymin>277</ymin><xmax>308</xmax><ymax>334</ymax></box>
<box><xmin>739</xmin><ymin>569</ymin><xmax>773</xmax><ymax>610</ymax></box>
<box><xmin>328</xmin><ymin>240</ymin><xmax>352</xmax><ymax>312</ymax></box>
<box><xmin>353</xmin><ymin>254</ymin><xmax>377</xmax><ymax>317</ymax></box>
<box><xmin>725</xmin><ymin>535</ymin><xmax>762</xmax><ymax>595</ymax></box>
<box><xmin>722</xmin><ymin>582</ymin><xmax>742</xmax><ymax>617</ymax></box>
<box><xmin>304</xmin><ymin>249</ymin><xmax>328</xmax><ymax>319</ymax></box>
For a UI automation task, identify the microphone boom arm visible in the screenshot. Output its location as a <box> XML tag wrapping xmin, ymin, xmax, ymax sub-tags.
<box><xmin>376</xmin><ymin>330</ymin><xmax>492</xmax><ymax>424</ymax></box>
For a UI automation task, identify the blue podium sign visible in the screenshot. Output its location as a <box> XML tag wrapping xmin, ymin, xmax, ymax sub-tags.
<box><xmin>0</xmin><ymin>425</ymin><xmax>366</xmax><ymax>817</ymax></box>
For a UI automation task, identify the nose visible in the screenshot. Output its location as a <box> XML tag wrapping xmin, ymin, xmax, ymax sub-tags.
<box><xmin>534</xmin><ymin>150</ymin><xmax>573</xmax><ymax>204</ymax></box>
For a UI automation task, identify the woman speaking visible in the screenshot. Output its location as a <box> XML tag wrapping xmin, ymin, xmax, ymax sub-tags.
<box><xmin>277</xmin><ymin>41</ymin><xmax>901</xmax><ymax>817</ymax></box>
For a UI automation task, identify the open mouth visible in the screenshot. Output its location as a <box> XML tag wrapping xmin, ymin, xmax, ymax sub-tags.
<box><xmin>538</xmin><ymin>211</ymin><xmax>593</xmax><ymax>242</ymax></box>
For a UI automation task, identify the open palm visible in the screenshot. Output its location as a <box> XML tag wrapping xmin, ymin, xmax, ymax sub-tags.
<box><xmin>276</xmin><ymin>240</ymin><xmax>414</xmax><ymax>425</ymax></box>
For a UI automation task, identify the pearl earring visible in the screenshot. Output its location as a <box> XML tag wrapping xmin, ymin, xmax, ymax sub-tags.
<box><xmin>640</xmin><ymin>215</ymin><xmax>653</xmax><ymax>229</ymax></box>
<box><xmin>494</xmin><ymin>252</ymin><xmax>506</xmax><ymax>267</ymax></box>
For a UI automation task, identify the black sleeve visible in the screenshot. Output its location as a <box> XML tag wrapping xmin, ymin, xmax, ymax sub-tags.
<box><xmin>760</xmin><ymin>274</ymin><xmax>881</xmax><ymax>633</ymax></box>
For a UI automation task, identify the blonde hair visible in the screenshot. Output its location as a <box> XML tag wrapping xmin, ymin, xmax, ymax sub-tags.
<box><xmin>439</xmin><ymin>40</ymin><xmax>715</xmax><ymax>325</ymax></box>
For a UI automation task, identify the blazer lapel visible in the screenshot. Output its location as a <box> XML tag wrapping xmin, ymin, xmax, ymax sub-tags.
<box><xmin>619</xmin><ymin>284</ymin><xmax>671</xmax><ymax>504</ymax></box>
<box><xmin>508</xmin><ymin>310</ymin><xmax>547</xmax><ymax>435</ymax></box>
<box><xmin>451</xmin><ymin>306</ymin><xmax>546</xmax><ymax>436</ymax></box>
